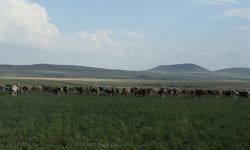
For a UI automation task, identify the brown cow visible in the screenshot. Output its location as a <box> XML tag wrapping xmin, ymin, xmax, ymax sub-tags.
<box><xmin>222</xmin><ymin>90</ymin><xmax>234</xmax><ymax>97</ymax></box>
<box><xmin>194</xmin><ymin>89</ymin><xmax>208</xmax><ymax>97</ymax></box>
<box><xmin>145</xmin><ymin>88</ymin><xmax>153</xmax><ymax>96</ymax></box>
<box><xmin>121</xmin><ymin>87</ymin><xmax>130</xmax><ymax>96</ymax></box>
<box><xmin>138</xmin><ymin>88</ymin><xmax>147</xmax><ymax>97</ymax></box>
<box><xmin>130</xmin><ymin>87</ymin><xmax>139</xmax><ymax>96</ymax></box>
<box><xmin>84</xmin><ymin>86</ymin><xmax>92</xmax><ymax>95</ymax></box>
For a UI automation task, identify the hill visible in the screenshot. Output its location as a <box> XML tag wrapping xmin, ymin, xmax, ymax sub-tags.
<box><xmin>148</xmin><ymin>63</ymin><xmax>210</xmax><ymax>73</ymax></box>
<box><xmin>0</xmin><ymin>64</ymin><xmax>249</xmax><ymax>81</ymax></box>
<box><xmin>0</xmin><ymin>64</ymin><xmax>178</xmax><ymax>80</ymax></box>
<box><xmin>0</xmin><ymin>64</ymin><xmax>142</xmax><ymax>79</ymax></box>
<box><xmin>215</xmin><ymin>68</ymin><xmax>250</xmax><ymax>76</ymax></box>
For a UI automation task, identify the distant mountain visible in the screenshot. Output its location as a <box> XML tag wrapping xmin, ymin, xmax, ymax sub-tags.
<box><xmin>0</xmin><ymin>64</ymin><xmax>183</xmax><ymax>80</ymax></box>
<box><xmin>0</xmin><ymin>64</ymin><xmax>249</xmax><ymax>81</ymax></box>
<box><xmin>215</xmin><ymin>68</ymin><xmax>250</xmax><ymax>76</ymax></box>
<box><xmin>148</xmin><ymin>63</ymin><xmax>210</xmax><ymax>73</ymax></box>
<box><xmin>0</xmin><ymin>64</ymin><xmax>142</xmax><ymax>79</ymax></box>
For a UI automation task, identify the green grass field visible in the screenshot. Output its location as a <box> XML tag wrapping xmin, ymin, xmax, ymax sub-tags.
<box><xmin>1</xmin><ymin>77</ymin><xmax>250</xmax><ymax>90</ymax></box>
<box><xmin>0</xmin><ymin>93</ymin><xmax>249</xmax><ymax>150</ymax></box>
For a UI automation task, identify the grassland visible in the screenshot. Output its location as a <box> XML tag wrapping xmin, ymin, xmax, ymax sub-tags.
<box><xmin>0</xmin><ymin>93</ymin><xmax>249</xmax><ymax>149</ymax></box>
<box><xmin>1</xmin><ymin>77</ymin><xmax>250</xmax><ymax>90</ymax></box>
<box><xmin>0</xmin><ymin>78</ymin><xmax>249</xmax><ymax>149</ymax></box>
<box><xmin>0</xmin><ymin>64</ymin><xmax>249</xmax><ymax>81</ymax></box>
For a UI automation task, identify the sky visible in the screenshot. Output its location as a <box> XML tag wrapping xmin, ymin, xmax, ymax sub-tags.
<box><xmin>0</xmin><ymin>0</ymin><xmax>249</xmax><ymax>71</ymax></box>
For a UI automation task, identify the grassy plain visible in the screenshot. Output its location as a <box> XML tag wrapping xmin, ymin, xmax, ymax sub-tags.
<box><xmin>0</xmin><ymin>78</ymin><xmax>250</xmax><ymax>149</ymax></box>
<box><xmin>0</xmin><ymin>77</ymin><xmax>250</xmax><ymax>90</ymax></box>
<box><xmin>0</xmin><ymin>93</ymin><xmax>249</xmax><ymax>149</ymax></box>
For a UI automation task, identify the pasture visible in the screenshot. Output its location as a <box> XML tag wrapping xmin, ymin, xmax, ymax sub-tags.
<box><xmin>0</xmin><ymin>78</ymin><xmax>250</xmax><ymax>149</ymax></box>
<box><xmin>0</xmin><ymin>92</ymin><xmax>249</xmax><ymax>149</ymax></box>
<box><xmin>1</xmin><ymin>77</ymin><xmax>250</xmax><ymax>89</ymax></box>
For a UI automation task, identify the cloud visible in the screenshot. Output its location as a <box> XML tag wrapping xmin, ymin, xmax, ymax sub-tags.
<box><xmin>191</xmin><ymin>0</ymin><xmax>239</xmax><ymax>5</ymax></box>
<box><xmin>0</xmin><ymin>0</ymin><xmax>143</xmax><ymax>52</ymax></box>
<box><xmin>235</xmin><ymin>26</ymin><xmax>250</xmax><ymax>30</ymax></box>
<box><xmin>224</xmin><ymin>8</ymin><xmax>250</xmax><ymax>19</ymax></box>
<box><xmin>0</xmin><ymin>0</ymin><xmax>60</xmax><ymax>47</ymax></box>
<box><xmin>64</xmin><ymin>31</ymin><xmax>123</xmax><ymax>52</ymax></box>
<box><xmin>116</xmin><ymin>31</ymin><xmax>145</xmax><ymax>39</ymax></box>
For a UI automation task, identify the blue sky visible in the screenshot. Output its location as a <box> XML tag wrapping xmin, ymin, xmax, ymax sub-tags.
<box><xmin>0</xmin><ymin>0</ymin><xmax>249</xmax><ymax>70</ymax></box>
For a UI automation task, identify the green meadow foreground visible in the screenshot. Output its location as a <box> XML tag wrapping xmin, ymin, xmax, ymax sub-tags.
<box><xmin>0</xmin><ymin>93</ymin><xmax>249</xmax><ymax>149</ymax></box>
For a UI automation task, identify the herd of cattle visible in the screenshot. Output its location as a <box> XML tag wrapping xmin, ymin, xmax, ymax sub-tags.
<box><xmin>0</xmin><ymin>84</ymin><xmax>249</xmax><ymax>98</ymax></box>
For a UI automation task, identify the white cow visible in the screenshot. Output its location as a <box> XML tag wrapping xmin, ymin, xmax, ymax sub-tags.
<box><xmin>10</xmin><ymin>85</ymin><xmax>18</xmax><ymax>96</ymax></box>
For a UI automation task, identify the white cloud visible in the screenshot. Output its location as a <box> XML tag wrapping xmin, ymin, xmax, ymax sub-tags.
<box><xmin>116</xmin><ymin>31</ymin><xmax>144</xmax><ymax>39</ymax></box>
<box><xmin>224</xmin><ymin>8</ymin><xmax>250</xmax><ymax>19</ymax></box>
<box><xmin>191</xmin><ymin>0</ymin><xmax>239</xmax><ymax>5</ymax></box>
<box><xmin>0</xmin><ymin>0</ymin><xmax>61</xmax><ymax>47</ymax></box>
<box><xmin>64</xmin><ymin>31</ymin><xmax>123</xmax><ymax>52</ymax></box>
<box><xmin>0</xmin><ymin>0</ymin><xmax>143</xmax><ymax>52</ymax></box>
<box><xmin>235</xmin><ymin>26</ymin><xmax>250</xmax><ymax>30</ymax></box>
<box><xmin>212</xmin><ymin>8</ymin><xmax>250</xmax><ymax>30</ymax></box>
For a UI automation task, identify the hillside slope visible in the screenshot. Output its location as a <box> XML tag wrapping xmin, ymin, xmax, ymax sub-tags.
<box><xmin>149</xmin><ymin>63</ymin><xmax>210</xmax><ymax>73</ymax></box>
<box><xmin>0</xmin><ymin>64</ymin><xmax>143</xmax><ymax>79</ymax></box>
<box><xmin>0</xmin><ymin>64</ymin><xmax>249</xmax><ymax>81</ymax></box>
<box><xmin>215</xmin><ymin>68</ymin><xmax>250</xmax><ymax>76</ymax></box>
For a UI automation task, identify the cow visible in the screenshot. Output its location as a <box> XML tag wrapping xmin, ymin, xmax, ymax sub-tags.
<box><xmin>158</xmin><ymin>88</ymin><xmax>167</xmax><ymax>98</ymax></box>
<box><xmin>32</xmin><ymin>85</ymin><xmax>43</xmax><ymax>93</ymax></box>
<box><xmin>115</xmin><ymin>87</ymin><xmax>120</xmax><ymax>94</ymax></box>
<box><xmin>104</xmin><ymin>87</ymin><xmax>118</xmax><ymax>96</ymax></box>
<box><xmin>22</xmin><ymin>86</ymin><xmax>30</xmax><ymax>93</ymax></box>
<box><xmin>0</xmin><ymin>85</ymin><xmax>5</xmax><ymax>92</ymax></box>
<box><xmin>215</xmin><ymin>90</ymin><xmax>223</xmax><ymax>97</ymax></box>
<box><xmin>145</xmin><ymin>88</ymin><xmax>153</xmax><ymax>96</ymax></box>
<box><xmin>16</xmin><ymin>84</ymin><xmax>23</xmax><ymax>94</ymax></box>
<box><xmin>152</xmin><ymin>88</ymin><xmax>159</xmax><ymax>95</ymax></box>
<box><xmin>10</xmin><ymin>85</ymin><xmax>18</xmax><ymax>96</ymax></box>
<box><xmin>104</xmin><ymin>88</ymin><xmax>112</xmax><ymax>96</ymax></box>
<box><xmin>75</xmin><ymin>87</ymin><xmax>84</xmax><ymax>94</ymax></box>
<box><xmin>50</xmin><ymin>87</ymin><xmax>62</xmax><ymax>96</ymax></box>
<box><xmin>181</xmin><ymin>88</ymin><xmax>189</xmax><ymax>96</ymax></box>
<box><xmin>238</xmin><ymin>90</ymin><xmax>248</xmax><ymax>98</ymax></box>
<box><xmin>42</xmin><ymin>85</ymin><xmax>53</xmax><ymax>92</ymax></box>
<box><xmin>68</xmin><ymin>87</ymin><xmax>77</xmax><ymax>93</ymax></box>
<box><xmin>130</xmin><ymin>87</ymin><xmax>139</xmax><ymax>96</ymax></box>
<box><xmin>105</xmin><ymin>88</ymin><xmax>115</xmax><ymax>96</ymax></box>
<box><xmin>207</xmin><ymin>89</ymin><xmax>216</xmax><ymax>96</ymax></box>
<box><xmin>167</xmin><ymin>88</ymin><xmax>174</xmax><ymax>96</ymax></box>
<box><xmin>63</xmin><ymin>86</ymin><xmax>69</xmax><ymax>94</ymax></box>
<box><xmin>138</xmin><ymin>88</ymin><xmax>147</xmax><ymax>97</ymax></box>
<box><xmin>98</xmin><ymin>86</ymin><xmax>105</xmax><ymax>94</ymax></box>
<box><xmin>222</xmin><ymin>90</ymin><xmax>234</xmax><ymax>98</ymax></box>
<box><xmin>173</xmin><ymin>88</ymin><xmax>182</xmax><ymax>96</ymax></box>
<box><xmin>248</xmin><ymin>90</ymin><xmax>250</xmax><ymax>97</ymax></box>
<box><xmin>186</xmin><ymin>88</ymin><xmax>195</xmax><ymax>96</ymax></box>
<box><xmin>85</xmin><ymin>86</ymin><xmax>92</xmax><ymax>95</ymax></box>
<box><xmin>121</xmin><ymin>87</ymin><xmax>130</xmax><ymax>96</ymax></box>
<box><xmin>91</xmin><ymin>87</ymin><xmax>100</xmax><ymax>95</ymax></box>
<box><xmin>194</xmin><ymin>89</ymin><xmax>208</xmax><ymax>97</ymax></box>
